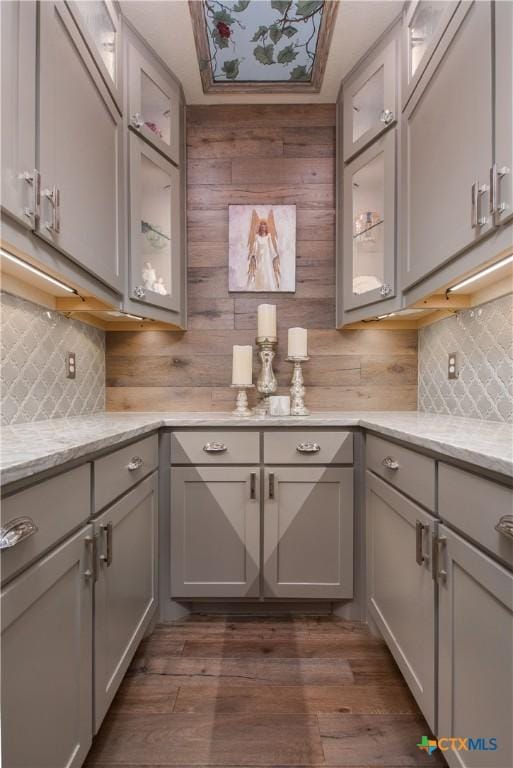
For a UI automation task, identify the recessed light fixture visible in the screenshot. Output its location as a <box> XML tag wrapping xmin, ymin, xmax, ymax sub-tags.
<box><xmin>446</xmin><ymin>253</ymin><xmax>513</xmax><ymax>293</ymax></box>
<box><xmin>0</xmin><ymin>248</ymin><xmax>77</xmax><ymax>294</ymax></box>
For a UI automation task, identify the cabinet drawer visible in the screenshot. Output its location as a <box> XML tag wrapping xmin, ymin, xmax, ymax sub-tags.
<box><xmin>171</xmin><ymin>431</ymin><xmax>259</xmax><ymax>464</ymax></box>
<box><xmin>438</xmin><ymin>463</ymin><xmax>513</xmax><ymax>568</ymax></box>
<box><xmin>264</xmin><ymin>431</ymin><xmax>353</xmax><ymax>464</ymax></box>
<box><xmin>1</xmin><ymin>464</ymin><xmax>91</xmax><ymax>584</ymax></box>
<box><xmin>94</xmin><ymin>435</ymin><xmax>158</xmax><ymax>512</ymax></box>
<box><xmin>366</xmin><ymin>434</ymin><xmax>435</xmax><ymax>511</ymax></box>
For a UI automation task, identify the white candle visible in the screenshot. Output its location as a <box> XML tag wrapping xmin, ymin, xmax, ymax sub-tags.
<box><xmin>257</xmin><ymin>304</ymin><xmax>277</xmax><ymax>338</ymax></box>
<box><xmin>232</xmin><ymin>345</ymin><xmax>253</xmax><ymax>386</ymax></box>
<box><xmin>288</xmin><ymin>327</ymin><xmax>308</xmax><ymax>357</ymax></box>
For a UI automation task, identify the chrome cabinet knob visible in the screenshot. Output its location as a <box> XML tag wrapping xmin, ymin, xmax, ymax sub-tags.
<box><xmin>134</xmin><ymin>285</ymin><xmax>146</xmax><ymax>299</ymax></box>
<box><xmin>131</xmin><ymin>112</ymin><xmax>144</xmax><ymax>129</ymax></box>
<box><xmin>380</xmin><ymin>283</ymin><xmax>392</xmax><ymax>297</ymax></box>
<box><xmin>0</xmin><ymin>517</ymin><xmax>38</xmax><ymax>550</ymax></box>
<box><xmin>382</xmin><ymin>456</ymin><xmax>399</xmax><ymax>470</ymax></box>
<box><xmin>380</xmin><ymin>109</ymin><xmax>394</xmax><ymax>125</ymax></box>
<box><xmin>203</xmin><ymin>442</ymin><xmax>227</xmax><ymax>453</ymax></box>
<box><xmin>495</xmin><ymin>515</ymin><xmax>513</xmax><ymax>540</ymax></box>
<box><xmin>296</xmin><ymin>442</ymin><xmax>321</xmax><ymax>453</ymax></box>
<box><xmin>127</xmin><ymin>456</ymin><xmax>144</xmax><ymax>471</ymax></box>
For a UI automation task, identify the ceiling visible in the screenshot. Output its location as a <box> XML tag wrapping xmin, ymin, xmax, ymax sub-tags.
<box><xmin>120</xmin><ymin>0</ymin><xmax>404</xmax><ymax>104</ymax></box>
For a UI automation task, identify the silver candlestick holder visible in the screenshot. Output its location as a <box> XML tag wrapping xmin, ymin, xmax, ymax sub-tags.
<box><xmin>286</xmin><ymin>356</ymin><xmax>310</xmax><ymax>416</ymax></box>
<box><xmin>230</xmin><ymin>384</ymin><xmax>254</xmax><ymax>417</ymax></box>
<box><xmin>255</xmin><ymin>336</ymin><xmax>278</xmax><ymax>416</ymax></box>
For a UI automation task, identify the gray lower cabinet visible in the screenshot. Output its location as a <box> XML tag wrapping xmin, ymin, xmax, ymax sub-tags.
<box><xmin>366</xmin><ymin>471</ymin><xmax>436</xmax><ymax>729</ymax></box>
<box><xmin>437</xmin><ymin>524</ymin><xmax>513</xmax><ymax>768</ymax></box>
<box><xmin>94</xmin><ymin>473</ymin><xmax>158</xmax><ymax>731</ymax></box>
<box><xmin>1</xmin><ymin>524</ymin><xmax>94</xmax><ymax>768</ymax></box>
<box><xmin>402</xmin><ymin>0</ymin><xmax>494</xmax><ymax>288</ymax></box>
<box><xmin>0</xmin><ymin>0</ymin><xmax>36</xmax><ymax>229</ymax></box>
<box><xmin>494</xmin><ymin>0</ymin><xmax>513</xmax><ymax>227</ymax></box>
<box><xmin>263</xmin><ymin>467</ymin><xmax>353</xmax><ymax>599</ymax></box>
<box><xmin>171</xmin><ymin>467</ymin><xmax>260</xmax><ymax>598</ymax></box>
<box><xmin>37</xmin><ymin>1</ymin><xmax>122</xmax><ymax>292</ymax></box>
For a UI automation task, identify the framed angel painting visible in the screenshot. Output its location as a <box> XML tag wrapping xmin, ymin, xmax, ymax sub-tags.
<box><xmin>228</xmin><ymin>205</ymin><xmax>296</xmax><ymax>292</ymax></box>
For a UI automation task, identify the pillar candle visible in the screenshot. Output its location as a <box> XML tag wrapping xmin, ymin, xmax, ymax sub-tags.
<box><xmin>232</xmin><ymin>345</ymin><xmax>253</xmax><ymax>386</ymax></box>
<box><xmin>257</xmin><ymin>304</ymin><xmax>277</xmax><ymax>338</ymax></box>
<box><xmin>288</xmin><ymin>327</ymin><xmax>307</xmax><ymax>357</ymax></box>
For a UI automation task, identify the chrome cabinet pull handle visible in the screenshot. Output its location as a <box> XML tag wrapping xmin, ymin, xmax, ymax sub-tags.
<box><xmin>269</xmin><ymin>472</ymin><xmax>275</xmax><ymax>499</ymax></box>
<box><xmin>250</xmin><ymin>472</ymin><xmax>256</xmax><ymax>500</ymax></box>
<box><xmin>495</xmin><ymin>515</ymin><xmax>513</xmax><ymax>540</ymax></box>
<box><xmin>42</xmin><ymin>186</ymin><xmax>60</xmax><ymax>233</ymax></box>
<box><xmin>203</xmin><ymin>442</ymin><xmax>227</xmax><ymax>454</ymax></box>
<box><xmin>431</xmin><ymin>534</ymin><xmax>447</xmax><ymax>583</ymax></box>
<box><xmin>127</xmin><ymin>455</ymin><xmax>144</xmax><ymax>471</ymax></box>
<box><xmin>471</xmin><ymin>181</ymin><xmax>478</xmax><ymax>228</ymax></box>
<box><xmin>490</xmin><ymin>164</ymin><xmax>510</xmax><ymax>220</ymax></box>
<box><xmin>296</xmin><ymin>441</ymin><xmax>320</xmax><ymax>454</ymax></box>
<box><xmin>382</xmin><ymin>456</ymin><xmax>399</xmax><ymax>470</ymax></box>
<box><xmin>471</xmin><ymin>181</ymin><xmax>488</xmax><ymax>228</ymax></box>
<box><xmin>84</xmin><ymin>534</ymin><xmax>98</xmax><ymax>581</ymax></box>
<box><xmin>0</xmin><ymin>516</ymin><xmax>38</xmax><ymax>550</ymax></box>
<box><xmin>380</xmin><ymin>109</ymin><xmax>394</xmax><ymax>125</ymax></box>
<box><xmin>21</xmin><ymin>168</ymin><xmax>40</xmax><ymax>222</ymax></box>
<box><xmin>415</xmin><ymin>521</ymin><xmax>428</xmax><ymax>566</ymax></box>
<box><xmin>100</xmin><ymin>522</ymin><xmax>113</xmax><ymax>567</ymax></box>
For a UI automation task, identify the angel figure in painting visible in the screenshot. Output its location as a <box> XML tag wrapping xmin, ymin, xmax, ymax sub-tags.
<box><xmin>247</xmin><ymin>210</ymin><xmax>281</xmax><ymax>291</ymax></box>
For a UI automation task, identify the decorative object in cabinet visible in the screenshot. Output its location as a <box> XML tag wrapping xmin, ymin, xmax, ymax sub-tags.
<box><xmin>342</xmin><ymin>39</ymin><xmax>397</xmax><ymax>161</ymax></box>
<box><xmin>128</xmin><ymin>40</ymin><xmax>181</xmax><ymax>165</ymax></box>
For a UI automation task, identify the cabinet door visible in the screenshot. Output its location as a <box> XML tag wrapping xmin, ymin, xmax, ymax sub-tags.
<box><xmin>263</xmin><ymin>467</ymin><xmax>353</xmax><ymax>600</ymax></box>
<box><xmin>366</xmin><ymin>472</ymin><xmax>436</xmax><ymax>729</ymax></box>
<box><xmin>171</xmin><ymin>467</ymin><xmax>260</xmax><ymax>599</ymax></box>
<box><xmin>402</xmin><ymin>0</ymin><xmax>494</xmax><ymax>289</ymax></box>
<box><xmin>401</xmin><ymin>1</ymin><xmax>459</xmax><ymax>109</ymax></box>
<box><xmin>437</xmin><ymin>524</ymin><xmax>513</xmax><ymax>768</ymax></box>
<box><xmin>94</xmin><ymin>473</ymin><xmax>158</xmax><ymax>731</ymax></box>
<box><xmin>342</xmin><ymin>130</ymin><xmax>396</xmax><ymax>311</ymax></box>
<box><xmin>66</xmin><ymin>0</ymin><xmax>122</xmax><ymax>111</ymax></box>
<box><xmin>1</xmin><ymin>0</ymin><xmax>37</xmax><ymax>229</ymax></box>
<box><xmin>128</xmin><ymin>41</ymin><xmax>181</xmax><ymax>165</ymax></box>
<box><xmin>37</xmin><ymin>1</ymin><xmax>122</xmax><ymax>292</ymax></box>
<box><xmin>1</xmin><ymin>525</ymin><xmax>93</xmax><ymax>768</ymax></box>
<box><xmin>129</xmin><ymin>133</ymin><xmax>182</xmax><ymax>313</ymax></box>
<box><xmin>493</xmin><ymin>0</ymin><xmax>513</xmax><ymax>227</ymax></box>
<box><xmin>343</xmin><ymin>39</ymin><xmax>397</xmax><ymax>162</ymax></box>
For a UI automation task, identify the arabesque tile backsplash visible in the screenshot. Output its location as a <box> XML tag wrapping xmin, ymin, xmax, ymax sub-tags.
<box><xmin>419</xmin><ymin>293</ymin><xmax>513</xmax><ymax>422</ymax></box>
<box><xmin>1</xmin><ymin>291</ymin><xmax>105</xmax><ymax>425</ymax></box>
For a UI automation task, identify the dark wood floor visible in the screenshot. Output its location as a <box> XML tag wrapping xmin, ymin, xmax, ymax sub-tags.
<box><xmin>85</xmin><ymin>615</ymin><xmax>442</xmax><ymax>767</ymax></box>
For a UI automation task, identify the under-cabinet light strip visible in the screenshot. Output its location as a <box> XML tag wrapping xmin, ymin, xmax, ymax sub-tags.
<box><xmin>0</xmin><ymin>248</ymin><xmax>77</xmax><ymax>294</ymax></box>
<box><xmin>447</xmin><ymin>253</ymin><xmax>513</xmax><ymax>292</ymax></box>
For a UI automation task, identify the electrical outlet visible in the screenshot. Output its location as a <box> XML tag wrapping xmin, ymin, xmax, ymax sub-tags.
<box><xmin>448</xmin><ymin>352</ymin><xmax>458</xmax><ymax>380</ymax></box>
<box><xmin>66</xmin><ymin>351</ymin><xmax>76</xmax><ymax>379</ymax></box>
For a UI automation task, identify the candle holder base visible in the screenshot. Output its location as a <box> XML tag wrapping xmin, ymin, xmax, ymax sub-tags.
<box><xmin>286</xmin><ymin>356</ymin><xmax>310</xmax><ymax>416</ymax></box>
<box><xmin>231</xmin><ymin>385</ymin><xmax>254</xmax><ymax>417</ymax></box>
<box><xmin>256</xmin><ymin>337</ymin><xmax>278</xmax><ymax>416</ymax></box>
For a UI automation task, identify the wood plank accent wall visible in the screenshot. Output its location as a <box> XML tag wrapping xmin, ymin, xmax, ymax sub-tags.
<box><xmin>106</xmin><ymin>105</ymin><xmax>417</xmax><ymax>413</ymax></box>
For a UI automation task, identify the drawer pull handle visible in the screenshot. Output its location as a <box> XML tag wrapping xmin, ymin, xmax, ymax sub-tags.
<box><xmin>203</xmin><ymin>442</ymin><xmax>227</xmax><ymax>454</ymax></box>
<box><xmin>382</xmin><ymin>456</ymin><xmax>399</xmax><ymax>470</ymax></box>
<box><xmin>100</xmin><ymin>522</ymin><xmax>113</xmax><ymax>567</ymax></box>
<box><xmin>250</xmin><ymin>472</ymin><xmax>256</xmax><ymax>500</ymax></box>
<box><xmin>0</xmin><ymin>517</ymin><xmax>38</xmax><ymax>550</ymax></box>
<box><xmin>495</xmin><ymin>515</ymin><xmax>513</xmax><ymax>540</ymax></box>
<box><xmin>415</xmin><ymin>521</ymin><xmax>428</xmax><ymax>566</ymax></box>
<box><xmin>127</xmin><ymin>456</ymin><xmax>144</xmax><ymax>471</ymax></box>
<box><xmin>269</xmin><ymin>472</ymin><xmax>275</xmax><ymax>499</ymax></box>
<box><xmin>85</xmin><ymin>534</ymin><xmax>98</xmax><ymax>581</ymax></box>
<box><xmin>432</xmin><ymin>534</ymin><xmax>447</xmax><ymax>583</ymax></box>
<box><xmin>296</xmin><ymin>442</ymin><xmax>320</xmax><ymax>454</ymax></box>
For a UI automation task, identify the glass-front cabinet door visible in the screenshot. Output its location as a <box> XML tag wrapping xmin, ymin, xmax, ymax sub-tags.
<box><xmin>129</xmin><ymin>134</ymin><xmax>181</xmax><ymax>313</ymax></box>
<box><xmin>402</xmin><ymin>1</ymin><xmax>458</xmax><ymax>109</ymax></box>
<box><xmin>343</xmin><ymin>40</ymin><xmax>397</xmax><ymax>162</ymax></box>
<box><xmin>67</xmin><ymin>0</ymin><xmax>121</xmax><ymax>109</ymax></box>
<box><xmin>342</xmin><ymin>130</ymin><xmax>396</xmax><ymax>311</ymax></box>
<box><xmin>128</xmin><ymin>42</ymin><xmax>181</xmax><ymax>165</ymax></box>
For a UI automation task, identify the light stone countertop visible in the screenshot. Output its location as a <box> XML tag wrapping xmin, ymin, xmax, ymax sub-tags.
<box><xmin>1</xmin><ymin>411</ymin><xmax>512</xmax><ymax>486</ymax></box>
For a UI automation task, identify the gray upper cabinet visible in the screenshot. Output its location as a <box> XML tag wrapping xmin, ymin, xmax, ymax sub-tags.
<box><xmin>128</xmin><ymin>133</ymin><xmax>183</xmax><ymax>315</ymax></box>
<box><xmin>341</xmin><ymin>129</ymin><xmax>397</xmax><ymax>312</ymax></box>
<box><xmin>66</xmin><ymin>0</ymin><xmax>122</xmax><ymax>112</ymax></box>
<box><xmin>437</xmin><ymin>524</ymin><xmax>513</xmax><ymax>768</ymax></box>
<box><xmin>401</xmin><ymin>1</ymin><xmax>494</xmax><ymax>289</ymax></box>
<box><xmin>1</xmin><ymin>0</ymin><xmax>37</xmax><ymax>229</ymax></box>
<box><xmin>94</xmin><ymin>473</ymin><xmax>158</xmax><ymax>731</ymax></box>
<box><xmin>127</xmin><ymin>38</ymin><xmax>182</xmax><ymax>166</ymax></box>
<box><xmin>263</xmin><ymin>467</ymin><xmax>353</xmax><ymax>600</ymax></box>
<box><xmin>342</xmin><ymin>39</ymin><xmax>397</xmax><ymax>162</ymax></box>
<box><xmin>37</xmin><ymin>1</ymin><xmax>122</xmax><ymax>292</ymax></box>
<box><xmin>401</xmin><ymin>1</ymin><xmax>459</xmax><ymax>110</ymax></box>
<box><xmin>493</xmin><ymin>0</ymin><xmax>513</xmax><ymax>227</ymax></box>
<box><xmin>366</xmin><ymin>471</ymin><xmax>436</xmax><ymax>730</ymax></box>
<box><xmin>1</xmin><ymin>524</ymin><xmax>94</xmax><ymax>768</ymax></box>
<box><xmin>171</xmin><ymin>467</ymin><xmax>260</xmax><ymax>599</ymax></box>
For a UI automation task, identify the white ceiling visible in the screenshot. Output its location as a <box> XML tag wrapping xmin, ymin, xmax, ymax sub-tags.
<box><xmin>120</xmin><ymin>0</ymin><xmax>404</xmax><ymax>104</ymax></box>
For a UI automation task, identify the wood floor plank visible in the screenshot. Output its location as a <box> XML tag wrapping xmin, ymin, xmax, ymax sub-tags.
<box><xmin>349</xmin><ymin>657</ymin><xmax>405</xmax><ymax>685</ymax></box>
<box><xmin>173</xmin><ymin>684</ymin><xmax>419</xmax><ymax>715</ymax></box>
<box><xmin>137</xmin><ymin>657</ymin><xmax>355</xmax><ymax>686</ymax></box>
<box><xmin>150</xmin><ymin>618</ymin><xmax>376</xmax><ymax>640</ymax></box>
<box><xmin>319</xmin><ymin>714</ymin><xmax>442</xmax><ymax>766</ymax></box>
<box><xmin>110</xmin><ymin>673</ymin><xmax>180</xmax><ymax>714</ymax></box>
<box><xmin>85</xmin><ymin>713</ymin><xmax>325</xmax><ymax>766</ymax></box>
<box><xmin>181</xmin><ymin>637</ymin><xmax>389</xmax><ymax>660</ymax></box>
